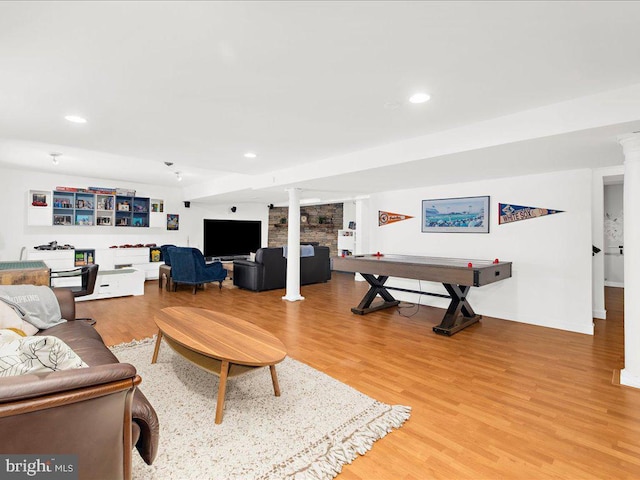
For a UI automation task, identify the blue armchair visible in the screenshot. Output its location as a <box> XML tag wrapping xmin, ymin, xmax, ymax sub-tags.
<box><xmin>167</xmin><ymin>247</ymin><xmax>227</xmax><ymax>294</ymax></box>
<box><xmin>160</xmin><ymin>244</ymin><xmax>176</xmax><ymax>266</ymax></box>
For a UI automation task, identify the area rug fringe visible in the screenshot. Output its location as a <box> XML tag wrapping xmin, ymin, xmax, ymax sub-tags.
<box><xmin>109</xmin><ymin>336</ymin><xmax>157</xmax><ymax>352</ymax></box>
<box><xmin>274</xmin><ymin>404</ymin><xmax>411</xmax><ymax>480</ymax></box>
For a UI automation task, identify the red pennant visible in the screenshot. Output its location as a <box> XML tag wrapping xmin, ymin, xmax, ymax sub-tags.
<box><xmin>379</xmin><ymin>211</ymin><xmax>414</xmax><ymax>226</ymax></box>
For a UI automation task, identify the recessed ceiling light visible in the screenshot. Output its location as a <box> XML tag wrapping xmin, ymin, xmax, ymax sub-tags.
<box><xmin>409</xmin><ymin>93</ymin><xmax>431</xmax><ymax>104</ymax></box>
<box><xmin>64</xmin><ymin>115</ymin><xmax>87</xmax><ymax>124</ymax></box>
<box><xmin>244</xmin><ymin>152</ymin><xmax>257</xmax><ymax>159</ymax></box>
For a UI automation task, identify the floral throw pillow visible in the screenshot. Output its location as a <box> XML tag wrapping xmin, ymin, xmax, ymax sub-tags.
<box><xmin>0</xmin><ymin>333</ymin><xmax>88</xmax><ymax>377</ymax></box>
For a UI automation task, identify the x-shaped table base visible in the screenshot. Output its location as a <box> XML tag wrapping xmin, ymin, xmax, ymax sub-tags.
<box><xmin>350</xmin><ymin>274</ymin><xmax>481</xmax><ymax>336</ymax></box>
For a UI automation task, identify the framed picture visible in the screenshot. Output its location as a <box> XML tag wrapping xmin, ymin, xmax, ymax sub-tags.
<box><xmin>167</xmin><ymin>214</ymin><xmax>179</xmax><ymax>231</ymax></box>
<box><xmin>422</xmin><ymin>196</ymin><xmax>490</xmax><ymax>233</ymax></box>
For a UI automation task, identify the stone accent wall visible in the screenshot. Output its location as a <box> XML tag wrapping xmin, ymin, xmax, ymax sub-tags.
<box><xmin>268</xmin><ymin>203</ymin><xmax>343</xmax><ymax>257</ymax></box>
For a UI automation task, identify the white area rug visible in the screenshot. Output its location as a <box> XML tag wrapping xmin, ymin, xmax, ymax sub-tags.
<box><xmin>111</xmin><ymin>338</ymin><xmax>411</xmax><ymax>480</ymax></box>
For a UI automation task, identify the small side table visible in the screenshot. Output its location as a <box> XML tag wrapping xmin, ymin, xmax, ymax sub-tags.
<box><xmin>158</xmin><ymin>264</ymin><xmax>173</xmax><ymax>291</ymax></box>
<box><xmin>221</xmin><ymin>262</ymin><xmax>235</xmax><ymax>288</ymax></box>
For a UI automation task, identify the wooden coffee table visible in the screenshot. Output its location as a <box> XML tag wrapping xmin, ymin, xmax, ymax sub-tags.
<box><xmin>151</xmin><ymin>306</ymin><xmax>287</xmax><ymax>424</ymax></box>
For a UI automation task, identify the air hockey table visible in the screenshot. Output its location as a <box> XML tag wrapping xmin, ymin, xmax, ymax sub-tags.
<box><xmin>332</xmin><ymin>254</ymin><xmax>512</xmax><ymax>336</ymax></box>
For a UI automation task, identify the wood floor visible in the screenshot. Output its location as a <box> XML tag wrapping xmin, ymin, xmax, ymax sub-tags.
<box><xmin>77</xmin><ymin>275</ymin><xmax>640</xmax><ymax>479</ymax></box>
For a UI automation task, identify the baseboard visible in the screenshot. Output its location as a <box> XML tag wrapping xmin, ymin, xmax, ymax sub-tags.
<box><xmin>593</xmin><ymin>309</ymin><xmax>607</xmax><ymax>320</ymax></box>
<box><xmin>605</xmin><ymin>281</ymin><xmax>624</xmax><ymax>288</ymax></box>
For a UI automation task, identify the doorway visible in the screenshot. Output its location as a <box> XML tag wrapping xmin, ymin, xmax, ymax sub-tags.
<box><xmin>604</xmin><ymin>181</ymin><xmax>624</xmax><ymax>288</ymax></box>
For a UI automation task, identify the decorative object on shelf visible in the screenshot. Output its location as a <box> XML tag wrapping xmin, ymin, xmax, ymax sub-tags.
<box><xmin>498</xmin><ymin>203</ymin><xmax>564</xmax><ymax>225</ymax></box>
<box><xmin>31</xmin><ymin>193</ymin><xmax>47</xmax><ymax>207</ymax></box>
<box><xmin>151</xmin><ymin>200</ymin><xmax>164</xmax><ymax>213</ymax></box>
<box><xmin>53</xmin><ymin>215</ymin><xmax>72</xmax><ymax>226</ymax></box>
<box><xmin>422</xmin><ymin>196</ymin><xmax>490</xmax><ymax>234</ymax></box>
<box><xmin>33</xmin><ymin>241</ymin><xmax>74</xmax><ymax>251</ymax></box>
<box><xmin>116</xmin><ymin>188</ymin><xmax>136</xmax><ymax>196</ymax></box>
<box><xmin>378</xmin><ymin>210</ymin><xmax>414</xmax><ymax>226</ymax></box>
<box><xmin>150</xmin><ymin>248</ymin><xmax>161</xmax><ymax>262</ymax></box>
<box><xmin>74</xmin><ymin>249</ymin><xmax>95</xmax><ymax>266</ymax></box>
<box><xmin>167</xmin><ymin>214</ymin><xmax>179</xmax><ymax>231</ymax></box>
<box><xmin>75</xmin><ymin>214</ymin><xmax>92</xmax><ymax>226</ymax></box>
<box><xmin>300</xmin><ymin>214</ymin><xmax>308</xmax><ymax>224</ymax></box>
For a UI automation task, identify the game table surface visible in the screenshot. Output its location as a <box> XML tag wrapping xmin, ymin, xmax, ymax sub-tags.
<box><xmin>332</xmin><ymin>254</ymin><xmax>511</xmax><ymax>287</ymax></box>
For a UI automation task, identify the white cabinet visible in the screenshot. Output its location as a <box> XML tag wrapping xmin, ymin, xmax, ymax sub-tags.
<box><xmin>337</xmin><ymin>229</ymin><xmax>356</xmax><ymax>256</ymax></box>
<box><xmin>27</xmin><ymin>249</ymin><xmax>75</xmax><ymax>271</ymax></box>
<box><xmin>77</xmin><ymin>268</ymin><xmax>145</xmax><ymax>301</ymax></box>
<box><xmin>28</xmin><ymin>247</ymin><xmax>161</xmax><ymax>295</ymax></box>
<box><xmin>96</xmin><ymin>248</ymin><xmax>162</xmax><ymax>280</ymax></box>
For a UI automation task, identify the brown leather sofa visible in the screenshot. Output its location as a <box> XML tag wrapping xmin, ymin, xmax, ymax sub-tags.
<box><xmin>0</xmin><ymin>288</ymin><xmax>159</xmax><ymax>480</ymax></box>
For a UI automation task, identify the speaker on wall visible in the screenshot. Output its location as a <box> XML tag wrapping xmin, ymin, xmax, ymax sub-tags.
<box><xmin>184</xmin><ymin>201</ymin><xmax>191</xmax><ymax>208</ymax></box>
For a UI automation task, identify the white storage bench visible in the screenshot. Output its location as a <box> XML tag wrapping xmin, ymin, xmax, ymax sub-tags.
<box><xmin>76</xmin><ymin>268</ymin><xmax>145</xmax><ymax>301</ymax></box>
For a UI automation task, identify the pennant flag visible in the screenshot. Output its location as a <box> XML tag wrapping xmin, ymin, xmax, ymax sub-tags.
<box><xmin>379</xmin><ymin>210</ymin><xmax>414</xmax><ymax>226</ymax></box>
<box><xmin>499</xmin><ymin>203</ymin><xmax>564</xmax><ymax>225</ymax></box>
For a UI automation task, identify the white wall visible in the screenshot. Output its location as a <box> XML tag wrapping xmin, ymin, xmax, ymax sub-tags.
<box><xmin>179</xmin><ymin>201</ymin><xmax>270</xmax><ymax>254</ymax></box>
<box><xmin>366</xmin><ymin>169</ymin><xmax>594</xmax><ymax>334</ymax></box>
<box><xmin>0</xmin><ymin>166</ymin><xmax>268</xmax><ymax>262</ymax></box>
<box><xmin>342</xmin><ymin>201</ymin><xmax>356</xmax><ymax>230</ymax></box>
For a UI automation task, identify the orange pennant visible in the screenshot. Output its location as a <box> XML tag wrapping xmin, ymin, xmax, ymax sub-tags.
<box><xmin>378</xmin><ymin>210</ymin><xmax>414</xmax><ymax>226</ymax></box>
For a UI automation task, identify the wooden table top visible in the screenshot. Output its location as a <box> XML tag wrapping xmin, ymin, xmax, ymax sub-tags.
<box><xmin>154</xmin><ymin>307</ymin><xmax>286</xmax><ymax>366</ymax></box>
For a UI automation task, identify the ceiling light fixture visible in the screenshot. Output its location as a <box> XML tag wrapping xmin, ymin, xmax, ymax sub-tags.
<box><xmin>409</xmin><ymin>93</ymin><xmax>431</xmax><ymax>104</ymax></box>
<box><xmin>175</xmin><ymin>172</ymin><xmax>183</xmax><ymax>182</ymax></box>
<box><xmin>50</xmin><ymin>152</ymin><xmax>62</xmax><ymax>165</ymax></box>
<box><xmin>64</xmin><ymin>115</ymin><xmax>88</xmax><ymax>124</ymax></box>
<box><xmin>244</xmin><ymin>152</ymin><xmax>257</xmax><ymax>159</ymax></box>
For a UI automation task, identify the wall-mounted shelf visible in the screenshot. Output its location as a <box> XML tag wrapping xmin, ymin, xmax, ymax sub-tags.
<box><xmin>338</xmin><ymin>229</ymin><xmax>356</xmax><ymax>256</ymax></box>
<box><xmin>115</xmin><ymin>195</ymin><xmax>150</xmax><ymax>227</ymax></box>
<box><xmin>28</xmin><ymin>189</ymin><xmax>158</xmax><ymax>228</ymax></box>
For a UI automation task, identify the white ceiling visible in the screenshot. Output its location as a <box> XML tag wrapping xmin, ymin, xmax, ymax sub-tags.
<box><xmin>1</xmin><ymin>1</ymin><xmax>639</xmax><ymax>204</ymax></box>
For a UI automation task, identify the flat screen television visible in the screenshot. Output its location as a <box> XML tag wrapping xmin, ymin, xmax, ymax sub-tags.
<box><xmin>203</xmin><ymin>219</ymin><xmax>262</xmax><ymax>259</ymax></box>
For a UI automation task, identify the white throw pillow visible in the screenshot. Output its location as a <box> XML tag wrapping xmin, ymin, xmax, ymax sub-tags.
<box><xmin>249</xmin><ymin>251</ymin><xmax>256</xmax><ymax>262</ymax></box>
<box><xmin>0</xmin><ymin>335</ymin><xmax>88</xmax><ymax>377</ymax></box>
<box><xmin>0</xmin><ymin>301</ymin><xmax>38</xmax><ymax>336</ymax></box>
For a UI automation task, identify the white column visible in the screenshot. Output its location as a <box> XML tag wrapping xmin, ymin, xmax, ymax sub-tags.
<box><xmin>354</xmin><ymin>197</ymin><xmax>370</xmax><ymax>282</ymax></box>
<box><xmin>282</xmin><ymin>188</ymin><xmax>304</xmax><ymax>302</ymax></box>
<box><xmin>619</xmin><ymin>133</ymin><xmax>640</xmax><ymax>388</ymax></box>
